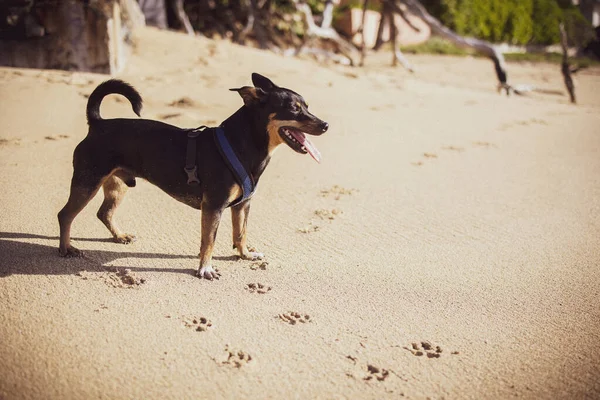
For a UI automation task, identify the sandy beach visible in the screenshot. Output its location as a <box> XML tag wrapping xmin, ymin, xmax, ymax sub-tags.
<box><xmin>1</xmin><ymin>27</ymin><xmax>599</xmax><ymax>399</ymax></box>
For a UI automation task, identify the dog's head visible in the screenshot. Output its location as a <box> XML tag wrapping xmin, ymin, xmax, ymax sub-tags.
<box><xmin>230</xmin><ymin>73</ymin><xmax>328</xmax><ymax>162</ymax></box>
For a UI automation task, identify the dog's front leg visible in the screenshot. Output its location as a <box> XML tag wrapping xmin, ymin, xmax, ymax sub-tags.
<box><xmin>231</xmin><ymin>200</ymin><xmax>264</xmax><ymax>260</ymax></box>
<box><xmin>197</xmin><ymin>206</ymin><xmax>224</xmax><ymax>280</ymax></box>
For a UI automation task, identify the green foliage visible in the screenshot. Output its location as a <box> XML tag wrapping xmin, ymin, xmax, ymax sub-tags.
<box><xmin>421</xmin><ymin>0</ymin><xmax>591</xmax><ymax>46</ymax></box>
<box><xmin>529</xmin><ymin>0</ymin><xmax>563</xmax><ymax>44</ymax></box>
<box><xmin>401</xmin><ymin>36</ymin><xmax>471</xmax><ymax>55</ymax></box>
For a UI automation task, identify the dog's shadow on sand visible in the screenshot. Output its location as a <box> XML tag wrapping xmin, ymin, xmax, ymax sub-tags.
<box><xmin>0</xmin><ymin>232</ymin><xmax>238</xmax><ymax>278</ymax></box>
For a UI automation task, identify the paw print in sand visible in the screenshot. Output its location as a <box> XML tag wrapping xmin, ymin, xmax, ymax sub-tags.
<box><xmin>221</xmin><ymin>346</ymin><xmax>252</xmax><ymax>368</ymax></box>
<box><xmin>320</xmin><ymin>185</ymin><xmax>358</xmax><ymax>200</ymax></box>
<box><xmin>278</xmin><ymin>312</ymin><xmax>311</xmax><ymax>325</ymax></box>
<box><xmin>314</xmin><ymin>208</ymin><xmax>342</xmax><ymax>220</ymax></box>
<box><xmin>405</xmin><ymin>341</ymin><xmax>459</xmax><ymax>358</ymax></box>
<box><xmin>250</xmin><ymin>260</ymin><xmax>268</xmax><ymax>271</ymax></box>
<box><xmin>345</xmin><ymin>356</ymin><xmax>396</xmax><ymax>383</ymax></box>
<box><xmin>245</xmin><ymin>283</ymin><xmax>271</xmax><ymax>294</ymax></box>
<box><xmin>364</xmin><ymin>364</ymin><xmax>390</xmax><ymax>382</ymax></box>
<box><xmin>183</xmin><ymin>316</ymin><xmax>213</xmax><ymax>332</ymax></box>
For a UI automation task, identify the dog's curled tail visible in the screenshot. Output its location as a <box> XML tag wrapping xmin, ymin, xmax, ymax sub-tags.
<box><xmin>86</xmin><ymin>79</ymin><xmax>143</xmax><ymax>124</ymax></box>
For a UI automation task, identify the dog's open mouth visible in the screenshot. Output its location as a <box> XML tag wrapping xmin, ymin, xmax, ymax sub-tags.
<box><xmin>279</xmin><ymin>127</ymin><xmax>321</xmax><ymax>163</ymax></box>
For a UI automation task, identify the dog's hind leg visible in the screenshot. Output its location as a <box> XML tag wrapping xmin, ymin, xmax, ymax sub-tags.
<box><xmin>231</xmin><ymin>201</ymin><xmax>264</xmax><ymax>260</ymax></box>
<box><xmin>58</xmin><ymin>175</ymin><xmax>104</xmax><ymax>257</ymax></box>
<box><xmin>197</xmin><ymin>206</ymin><xmax>224</xmax><ymax>280</ymax></box>
<box><xmin>97</xmin><ymin>173</ymin><xmax>135</xmax><ymax>244</ymax></box>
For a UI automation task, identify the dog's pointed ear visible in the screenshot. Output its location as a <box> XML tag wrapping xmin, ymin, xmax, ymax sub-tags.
<box><xmin>251</xmin><ymin>73</ymin><xmax>277</xmax><ymax>92</ymax></box>
<box><xmin>229</xmin><ymin>86</ymin><xmax>267</xmax><ymax>107</ymax></box>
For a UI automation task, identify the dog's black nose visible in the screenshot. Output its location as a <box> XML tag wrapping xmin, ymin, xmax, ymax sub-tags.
<box><xmin>320</xmin><ymin>122</ymin><xmax>329</xmax><ymax>132</ymax></box>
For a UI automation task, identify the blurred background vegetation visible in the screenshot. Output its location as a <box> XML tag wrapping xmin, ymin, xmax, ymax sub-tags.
<box><xmin>419</xmin><ymin>0</ymin><xmax>592</xmax><ymax>46</ymax></box>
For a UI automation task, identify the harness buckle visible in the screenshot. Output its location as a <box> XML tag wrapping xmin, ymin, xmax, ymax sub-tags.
<box><xmin>184</xmin><ymin>125</ymin><xmax>207</xmax><ymax>186</ymax></box>
<box><xmin>184</xmin><ymin>165</ymin><xmax>200</xmax><ymax>185</ymax></box>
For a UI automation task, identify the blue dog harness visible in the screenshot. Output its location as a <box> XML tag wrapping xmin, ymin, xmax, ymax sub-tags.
<box><xmin>184</xmin><ymin>126</ymin><xmax>255</xmax><ymax>207</ymax></box>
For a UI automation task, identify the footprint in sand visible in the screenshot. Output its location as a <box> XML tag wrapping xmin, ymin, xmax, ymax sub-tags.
<box><xmin>0</xmin><ymin>138</ymin><xmax>21</xmax><ymax>147</ymax></box>
<box><xmin>219</xmin><ymin>346</ymin><xmax>253</xmax><ymax>368</ymax></box>
<box><xmin>404</xmin><ymin>341</ymin><xmax>459</xmax><ymax>358</ymax></box>
<box><xmin>345</xmin><ymin>356</ymin><xmax>394</xmax><ymax>383</ymax></box>
<box><xmin>300</xmin><ymin>186</ymin><xmax>353</xmax><ymax>233</ymax></box>
<box><xmin>77</xmin><ymin>268</ymin><xmax>145</xmax><ymax>288</ymax></box>
<box><xmin>442</xmin><ymin>145</ymin><xmax>465</xmax><ymax>152</ymax></box>
<box><xmin>182</xmin><ymin>316</ymin><xmax>213</xmax><ymax>332</ymax></box>
<box><xmin>413</xmin><ymin>142</ymin><xmax>492</xmax><ymax>165</ymax></box>
<box><xmin>249</xmin><ymin>260</ymin><xmax>268</xmax><ymax>271</ymax></box>
<box><xmin>298</xmin><ymin>222</ymin><xmax>320</xmax><ymax>233</ymax></box>
<box><xmin>411</xmin><ymin>152</ymin><xmax>438</xmax><ymax>166</ymax></box>
<box><xmin>168</xmin><ymin>97</ymin><xmax>196</xmax><ymax>108</ymax></box>
<box><xmin>501</xmin><ymin>118</ymin><xmax>548</xmax><ymax>130</ymax></box>
<box><xmin>314</xmin><ymin>208</ymin><xmax>342</xmax><ymax>220</ymax></box>
<box><xmin>364</xmin><ymin>364</ymin><xmax>391</xmax><ymax>381</ymax></box>
<box><xmin>158</xmin><ymin>112</ymin><xmax>182</xmax><ymax>120</ymax></box>
<box><xmin>278</xmin><ymin>312</ymin><xmax>311</xmax><ymax>325</ymax></box>
<box><xmin>245</xmin><ymin>282</ymin><xmax>271</xmax><ymax>294</ymax></box>
<box><xmin>44</xmin><ymin>134</ymin><xmax>70</xmax><ymax>141</ymax></box>
<box><xmin>320</xmin><ymin>185</ymin><xmax>358</xmax><ymax>200</ymax></box>
<box><xmin>473</xmin><ymin>141</ymin><xmax>497</xmax><ymax>148</ymax></box>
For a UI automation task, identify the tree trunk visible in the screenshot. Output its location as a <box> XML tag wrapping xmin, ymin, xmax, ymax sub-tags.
<box><xmin>0</xmin><ymin>0</ymin><xmax>143</xmax><ymax>74</ymax></box>
<box><xmin>559</xmin><ymin>23</ymin><xmax>576</xmax><ymax>104</ymax></box>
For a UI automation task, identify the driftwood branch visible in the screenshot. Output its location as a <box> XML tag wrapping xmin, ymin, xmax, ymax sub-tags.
<box><xmin>321</xmin><ymin>0</ymin><xmax>334</xmax><ymax>29</ymax></box>
<box><xmin>388</xmin><ymin>0</ymin><xmax>420</xmax><ymax>32</ymax></box>
<box><xmin>238</xmin><ymin>0</ymin><xmax>255</xmax><ymax>43</ymax></box>
<box><xmin>373</xmin><ymin>7</ymin><xmax>387</xmax><ymax>51</ymax></box>
<box><xmin>358</xmin><ymin>0</ymin><xmax>369</xmax><ymax>66</ymax></box>
<box><xmin>559</xmin><ymin>23</ymin><xmax>576</xmax><ymax>104</ymax></box>
<box><xmin>172</xmin><ymin>0</ymin><xmax>195</xmax><ymax>36</ymax></box>
<box><xmin>386</xmin><ymin>1</ymin><xmax>415</xmax><ymax>71</ymax></box>
<box><xmin>292</xmin><ymin>0</ymin><xmax>358</xmax><ymax>65</ymax></box>
<box><xmin>399</xmin><ymin>0</ymin><xmax>509</xmax><ymax>92</ymax></box>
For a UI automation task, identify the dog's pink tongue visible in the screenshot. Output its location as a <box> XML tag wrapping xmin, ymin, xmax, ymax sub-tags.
<box><xmin>290</xmin><ymin>130</ymin><xmax>322</xmax><ymax>163</ymax></box>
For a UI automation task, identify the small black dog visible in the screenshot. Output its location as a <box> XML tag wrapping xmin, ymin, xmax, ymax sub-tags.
<box><xmin>58</xmin><ymin>73</ymin><xmax>328</xmax><ymax>279</ymax></box>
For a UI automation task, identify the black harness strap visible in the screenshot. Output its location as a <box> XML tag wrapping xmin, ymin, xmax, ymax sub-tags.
<box><xmin>183</xmin><ymin>126</ymin><xmax>256</xmax><ymax>207</ymax></box>
<box><xmin>184</xmin><ymin>126</ymin><xmax>207</xmax><ymax>185</ymax></box>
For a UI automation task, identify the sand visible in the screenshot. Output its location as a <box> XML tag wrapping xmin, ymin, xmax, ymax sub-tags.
<box><xmin>1</xmin><ymin>27</ymin><xmax>599</xmax><ymax>399</ymax></box>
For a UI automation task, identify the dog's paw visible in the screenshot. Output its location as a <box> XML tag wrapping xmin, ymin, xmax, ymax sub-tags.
<box><xmin>242</xmin><ymin>251</ymin><xmax>264</xmax><ymax>261</ymax></box>
<box><xmin>197</xmin><ymin>265</ymin><xmax>221</xmax><ymax>280</ymax></box>
<box><xmin>113</xmin><ymin>234</ymin><xmax>136</xmax><ymax>244</ymax></box>
<box><xmin>240</xmin><ymin>246</ymin><xmax>264</xmax><ymax>261</ymax></box>
<box><xmin>58</xmin><ymin>246</ymin><xmax>84</xmax><ymax>258</ymax></box>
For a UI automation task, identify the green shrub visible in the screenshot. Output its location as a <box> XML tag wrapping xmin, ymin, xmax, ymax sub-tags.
<box><xmin>419</xmin><ymin>0</ymin><xmax>590</xmax><ymax>46</ymax></box>
<box><xmin>401</xmin><ymin>36</ymin><xmax>472</xmax><ymax>55</ymax></box>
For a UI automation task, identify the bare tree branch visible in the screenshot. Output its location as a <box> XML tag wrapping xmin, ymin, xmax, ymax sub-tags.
<box><xmin>238</xmin><ymin>1</ymin><xmax>255</xmax><ymax>43</ymax></box>
<box><xmin>172</xmin><ymin>0</ymin><xmax>195</xmax><ymax>36</ymax></box>
<box><xmin>292</xmin><ymin>0</ymin><xmax>359</xmax><ymax>65</ymax></box>
<box><xmin>358</xmin><ymin>0</ymin><xmax>369</xmax><ymax>66</ymax></box>
<box><xmin>399</xmin><ymin>0</ymin><xmax>509</xmax><ymax>92</ymax></box>
<box><xmin>388</xmin><ymin>0</ymin><xmax>420</xmax><ymax>32</ymax></box>
<box><xmin>373</xmin><ymin>6</ymin><xmax>388</xmax><ymax>51</ymax></box>
<box><xmin>388</xmin><ymin>5</ymin><xmax>415</xmax><ymax>72</ymax></box>
<box><xmin>321</xmin><ymin>0</ymin><xmax>334</xmax><ymax>29</ymax></box>
<box><xmin>559</xmin><ymin>23</ymin><xmax>576</xmax><ymax>104</ymax></box>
